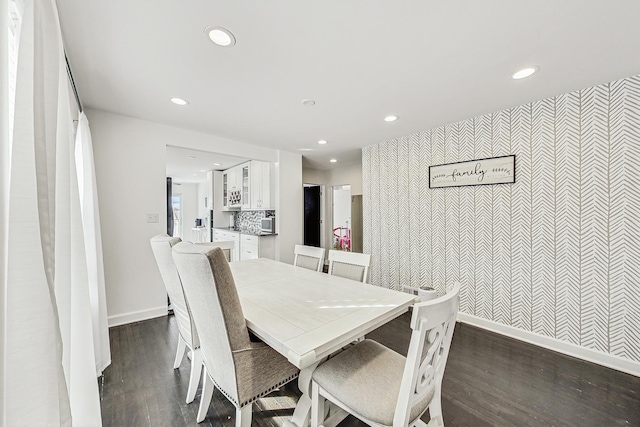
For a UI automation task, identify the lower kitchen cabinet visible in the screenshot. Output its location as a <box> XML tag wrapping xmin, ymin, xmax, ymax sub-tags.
<box><xmin>213</xmin><ymin>229</ymin><xmax>276</xmax><ymax>261</ymax></box>
<box><xmin>212</xmin><ymin>229</ymin><xmax>240</xmax><ymax>261</ymax></box>
<box><xmin>240</xmin><ymin>234</ymin><xmax>275</xmax><ymax>260</ymax></box>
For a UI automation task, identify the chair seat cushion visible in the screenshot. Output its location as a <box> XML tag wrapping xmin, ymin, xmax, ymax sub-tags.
<box><xmin>312</xmin><ymin>339</ymin><xmax>432</xmax><ymax>426</ymax></box>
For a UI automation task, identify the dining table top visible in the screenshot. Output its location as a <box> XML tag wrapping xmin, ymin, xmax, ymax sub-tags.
<box><xmin>229</xmin><ymin>257</ymin><xmax>417</xmax><ymax>369</ymax></box>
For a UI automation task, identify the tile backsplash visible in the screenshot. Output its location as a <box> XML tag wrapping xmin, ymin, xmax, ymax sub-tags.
<box><xmin>234</xmin><ymin>210</ymin><xmax>275</xmax><ymax>232</ymax></box>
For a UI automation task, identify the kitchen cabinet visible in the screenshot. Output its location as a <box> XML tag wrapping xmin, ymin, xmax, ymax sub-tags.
<box><xmin>241</xmin><ymin>163</ymin><xmax>250</xmax><ymax>210</ymax></box>
<box><xmin>223</xmin><ymin>164</ymin><xmax>244</xmax><ymax>210</ymax></box>
<box><xmin>223</xmin><ymin>161</ymin><xmax>273</xmax><ymax>210</ymax></box>
<box><xmin>249</xmin><ymin>161</ymin><xmax>273</xmax><ymax>210</ymax></box>
<box><xmin>240</xmin><ymin>233</ymin><xmax>275</xmax><ymax>261</ymax></box>
<box><xmin>240</xmin><ymin>234</ymin><xmax>259</xmax><ymax>260</ymax></box>
<box><xmin>213</xmin><ymin>229</ymin><xmax>240</xmax><ymax>261</ymax></box>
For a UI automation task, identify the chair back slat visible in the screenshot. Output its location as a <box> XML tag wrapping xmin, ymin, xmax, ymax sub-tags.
<box><xmin>394</xmin><ymin>282</ymin><xmax>460</xmax><ymax>426</ymax></box>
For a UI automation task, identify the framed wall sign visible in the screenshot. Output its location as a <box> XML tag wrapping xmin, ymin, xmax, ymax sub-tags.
<box><xmin>429</xmin><ymin>155</ymin><xmax>515</xmax><ymax>188</ymax></box>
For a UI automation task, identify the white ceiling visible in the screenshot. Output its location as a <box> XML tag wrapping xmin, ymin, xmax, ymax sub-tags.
<box><xmin>165</xmin><ymin>146</ymin><xmax>248</xmax><ymax>184</ymax></box>
<box><xmin>57</xmin><ymin>1</ymin><xmax>640</xmax><ymax>170</ymax></box>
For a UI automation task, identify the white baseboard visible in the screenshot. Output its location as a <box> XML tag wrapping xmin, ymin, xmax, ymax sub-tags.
<box><xmin>456</xmin><ymin>312</ymin><xmax>640</xmax><ymax>378</ymax></box>
<box><xmin>108</xmin><ymin>306</ymin><xmax>168</xmax><ymax>328</ymax></box>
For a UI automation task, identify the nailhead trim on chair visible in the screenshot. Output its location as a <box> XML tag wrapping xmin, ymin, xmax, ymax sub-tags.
<box><xmin>208</xmin><ymin>372</ymin><xmax>300</xmax><ymax>409</ymax></box>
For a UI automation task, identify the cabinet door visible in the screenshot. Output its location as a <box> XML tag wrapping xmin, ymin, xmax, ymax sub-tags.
<box><xmin>222</xmin><ymin>172</ymin><xmax>229</xmax><ymax>210</ymax></box>
<box><xmin>249</xmin><ymin>161</ymin><xmax>272</xmax><ymax>210</ymax></box>
<box><xmin>227</xmin><ymin>166</ymin><xmax>242</xmax><ymax>207</ymax></box>
<box><xmin>240</xmin><ymin>234</ymin><xmax>259</xmax><ymax>260</ymax></box>
<box><xmin>250</xmin><ymin>161</ymin><xmax>261</xmax><ymax>209</ymax></box>
<box><xmin>260</xmin><ymin>162</ymin><xmax>272</xmax><ymax>209</ymax></box>
<box><xmin>241</xmin><ymin>163</ymin><xmax>251</xmax><ymax>209</ymax></box>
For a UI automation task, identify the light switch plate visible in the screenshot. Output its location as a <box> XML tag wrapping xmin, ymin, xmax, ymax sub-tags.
<box><xmin>146</xmin><ymin>213</ymin><xmax>159</xmax><ymax>223</ymax></box>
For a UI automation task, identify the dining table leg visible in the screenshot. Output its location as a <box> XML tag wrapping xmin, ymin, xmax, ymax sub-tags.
<box><xmin>284</xmin><ymin>358</ymin><xmax>349</xmax><ymax>427</ymax></box>
<box><xmin>283</xmin><ymin>360</ymin><xmax>320</xmax><ymax>427</ymax></box>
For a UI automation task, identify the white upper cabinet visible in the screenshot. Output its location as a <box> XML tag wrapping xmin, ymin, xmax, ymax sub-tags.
<box><xmin>223</xmin><ymin>161</ymin><xmax>273</xmax><ymax>210</ymax></box>
<box><xmin>224</xmin><ymin>163</ymin><xmax>245</xmax><ymax>209</ymax></box>
<box><xmin>249</xmin><ymin>161</ymin><xmax>273</xmax><ymax>210</ymax></box>
<box><xmin>241</xmin><ymin>162</ymin><xmax>251</xmax><ymax>210</ymax></box>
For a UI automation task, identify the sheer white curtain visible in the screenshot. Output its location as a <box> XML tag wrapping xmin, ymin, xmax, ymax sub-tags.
<box><xmin>3</xmin><ymin>0</ymin><xmax>103</xmax><ymax>425</ymax></box>
<box><xmin>75</xmin><ymin>111</ymin><xmax>111</xmax><ymax>375</ymax></box>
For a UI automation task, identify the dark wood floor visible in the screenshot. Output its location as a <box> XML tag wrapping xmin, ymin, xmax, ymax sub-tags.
<box><xmin>100</xmin><ymin>313</ymin><xmax>640</xmax><ymax>427</ymax></box>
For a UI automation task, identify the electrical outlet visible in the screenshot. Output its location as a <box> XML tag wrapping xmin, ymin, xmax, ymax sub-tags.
<box><xmin>146</xmin><ymin>213</ymin><xmax>159</xmax><ymax>223</ymax></box>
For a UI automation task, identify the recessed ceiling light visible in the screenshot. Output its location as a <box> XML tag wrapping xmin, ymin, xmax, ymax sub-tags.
<box><xmin>191</xmin><ymin>173</ymin><xmax>198</xmax><ymax>176</ymax></box>
<box><xmin>317</xmin><ymin>140</ymin><xmax>328</xmax><ymax>145</ymax></box>
<box><xmin>187</xmin><ymin>155</ymin><xmax>196</xmax><ymax>159</ymax></box>
<box><xmin>330</xmin><ymin>159</ymin><xmax>337</xmax><ymax>163</ymax></box>
<box><xmin>302</xmin><ymin>99</ymin><xmax>316</xmax><ymax>106</ymax></box>
<box><xmin>199</xmin><ymin>169</ymin><xmax>206</xmax><ymax>172</ymax></box>
<box><xmin>300</xmin><ymin>148</ymin><xmax>313</xmax><ymax>152</ymax></box>
<box><xmin>512</xmin><ymin>66</ymin><xmax>538</xmax><ymax>80</ymax></box>
<box><xmin>384</xmin><ymin>115</ymin><xmax>399</xmax><ymax>122</ymax></box>
<box><xmin>213</xmin><ymin>163</ymin><xmax>221</xmax><ymax>166</ymax></box>
<box><xmin>171</xmin><ymin>97</ymin><xmax>189</xmax><ymax>106</ymax></box>
<box><xmin>205</xmin><ymin>26</ymin><xmax>236</xmax><ymax>47</ymax></box>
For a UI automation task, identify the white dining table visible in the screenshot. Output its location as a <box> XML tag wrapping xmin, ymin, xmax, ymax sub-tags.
<box><xmin>230</xmin><ymin>258</ymin><xmax>417</xmax><ymax>427</ymax></box>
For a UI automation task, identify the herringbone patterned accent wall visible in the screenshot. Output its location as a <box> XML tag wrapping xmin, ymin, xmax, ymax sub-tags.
<box><xmin>363</xmin><ymin>74</ymin><xmax>640</xmax><ymax>363</ymax></box>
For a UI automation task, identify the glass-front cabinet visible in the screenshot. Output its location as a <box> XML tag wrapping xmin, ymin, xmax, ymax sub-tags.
<box><xmin>221</xmin><ymin>161</ymin><xmax>273</xmax><ymax>211</ymax></box>
<box><xmin>222</xmin><ymin>172</ymin><xmax>228</xmax><ymax>209</ymax></box>
<box><xmin>241</xmin><ymin>163</ymin><xmax>250</xmax><ymax>209</ymax></box>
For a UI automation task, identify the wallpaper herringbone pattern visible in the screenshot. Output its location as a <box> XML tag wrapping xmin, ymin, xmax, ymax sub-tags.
<box><xmin>362</xmin><ymin>74</ymin><xmax>640</xmax><ymax>363</ymax></box>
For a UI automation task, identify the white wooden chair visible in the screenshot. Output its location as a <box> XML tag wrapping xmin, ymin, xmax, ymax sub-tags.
<box><xmin>327</xmin><ymin>250</ymin><xmax>371</xmax><ymax>283</ymax></box>
<box><xmin>172</xmin><ymin>242</ymin><xmax>299</xmax><ymax>426</ymax></box>
<box><xmin>311</xmin><ymin>282</ymin><xmax>460</xmax><ymax>427</ymax></box>
<box><xmin>294</xmin><ymin>244</ymin><xmax>326</xmax><ymax>272</ymax></box>
<box><xmin>150</xmin><ymin>234</ymin><xmax>203</xmax><ymax>404</ymax></box>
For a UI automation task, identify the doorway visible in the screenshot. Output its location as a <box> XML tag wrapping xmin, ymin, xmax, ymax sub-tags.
<box><xmin>172</xmin><ymin>193</ymin><xmax>182</xmax><ymax>238</ymax></box>
<box><xmin>332</xmin><ymin>185</ymin><xmax>351</xmax><ymax>251</ymax></box>
<box><xmin>304</xmin><ymin>185</ymin><xmax>322</xmax><ymax>247</ymax></box>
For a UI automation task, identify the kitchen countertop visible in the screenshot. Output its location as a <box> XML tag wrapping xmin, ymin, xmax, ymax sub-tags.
<box><xmin>213</xmin><ymin>227</ymin><xmax>277</xmax><ymax>237</ymax></box>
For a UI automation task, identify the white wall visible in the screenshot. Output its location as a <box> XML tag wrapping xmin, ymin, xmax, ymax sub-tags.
<box><xmin>88</xmin><ymin>109</ymin><xmax>167</xmax><ymax>326</ymax></box>
<box><xmin>302</xmin><ymin>168</ymin><xmax>326</xmax><ymax>186</ymax></box>
<box><xmin>303</xmin><ymin>163</ymin><xmax>362</xmax><ymax>194</ymax></box>
<box><xmin>276</xmin><ymin>150</ymin><xmax>303</xmax><ymax>264</ymax></box>
<box><xmin>327</xmin><ymin>164</ymin><xmax>362</xmax><ymax>195</ymax></box>
<box><xmin>87</xmin><ymin>109</ymin><xmax>286</xmax><ymax>326</ymax></box>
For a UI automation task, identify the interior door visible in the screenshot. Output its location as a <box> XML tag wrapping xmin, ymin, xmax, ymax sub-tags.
<box><xmin>304</xmin><ymin>186</ymin><xmax>321</xmax><ymax>247</ymax></box>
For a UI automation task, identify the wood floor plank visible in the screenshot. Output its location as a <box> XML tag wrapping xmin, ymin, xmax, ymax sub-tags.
<box><xmin>99</xmin><ymin>313</ymin><xmax>640</xmax><ymax>426</ymax></box>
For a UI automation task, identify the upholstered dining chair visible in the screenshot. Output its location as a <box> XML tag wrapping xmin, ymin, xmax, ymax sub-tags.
<box><xmin>294</xmin><ymin>244</ymin><xmax>326</xmax><ymax>272</ymax></box>
<box><xmin>311</xmin><ymin>282</ymin><xmax>461</xmax><ymax>427</ymax></box>
<box><xmin>327</xmin><ymin>250</ymin><xmax>371</xmax><ymax>283</ymax></box>
<box><xmin>171</xmin><ymin>242</ymin><xmax>300</xmax><ymax>426</ymax></box>
<box><xmin>150</xmin><ymin>235</ymin><xmax>234</xmax><ymax>404</ymax></box>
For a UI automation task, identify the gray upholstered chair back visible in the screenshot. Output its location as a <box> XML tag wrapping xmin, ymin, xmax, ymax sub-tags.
<box><xmin>294</xmin><ymin>244</ymin><xmax>325</xmax><ymax>272</ymax></box>
<box><xmin>172</xmin><ymin>242</ymin><xmax>252</xmax><ymax>404</ymax></box>
<box><xmin>150</xmin><ymin>234</ymin><xmax>199</xmax><ymax>349</ymax></box>
<box><xmin>394</xmin><ymin>282</ymin><xmax>460</xmax><ymax>426</ymax></box>
<box><xmin>327</xmin><ymin>250</ymin><xmax>371</xmax><ymax>283</ymax></box>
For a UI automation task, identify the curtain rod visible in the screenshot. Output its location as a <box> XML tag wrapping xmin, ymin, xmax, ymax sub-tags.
<box><xmin>65</xmin><ymin>53</ymin><xmax>83</xmax><ymax>113</ymax></box>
